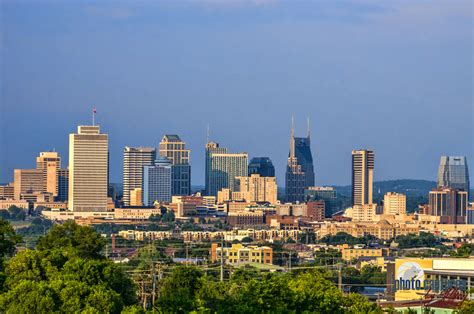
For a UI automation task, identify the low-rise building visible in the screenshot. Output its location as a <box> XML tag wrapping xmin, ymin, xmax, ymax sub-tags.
<box><xmin>33</xmin><ymin>201</ymin><xmax>67</xmax><ymax>210</ymax></box>
<box><xmin>114</xmin><ymin>207</ymin><xmax>162</xmax><ymax>220</ymax></box>
<box><xmin>0</xmin><ymin>199</ymin><xmax>29</xmax><ymax>210</ymax></box>
<box><xmin>317</xmin><ymin>220</ymin><xmax>420</xmax><ymax>240</ymax></box>
<box><xmin>338</xmin><ymin>244</ymin><xmax>389</xmax><ymax>261</ymax></box>
<box><xmin>227</xmin><ymin>210</ymin><xmax>265</xmax><ymax>227</ymax></box>
<box><xmin>211</xmin><ymin>243</ymin><xmax>273</xmax><ymax>265</ymax></box>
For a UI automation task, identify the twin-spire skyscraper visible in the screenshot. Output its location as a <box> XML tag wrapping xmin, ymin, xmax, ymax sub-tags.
<box><xmin>285</xmin><ymin>117</ymin><xmax>315</xmax><ymax>202</ymax></box>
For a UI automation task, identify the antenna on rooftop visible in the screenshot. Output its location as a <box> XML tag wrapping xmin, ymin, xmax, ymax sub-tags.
<box><xmin>92</xmin><ymin>107</ymin><xmax>97</xmax><ymax>126</ymax></box>
<box><xmin>207</xmin><ymin>123</ymin><xmax>210</xmax><ymax>143</ymax></box>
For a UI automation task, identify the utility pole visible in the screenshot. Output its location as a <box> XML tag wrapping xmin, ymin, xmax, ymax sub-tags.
<box><xmin>151</xmin><ymin>261</ymin><xmax>156</xmax><ymax>313</ymax></box>
<box><xmin>185</xmin><ymin>242</ymin><xmax>189</xmax><ymax>266</ymax></box>
<box><xmin>338</xmin><ymin>262</ymin><xmax>342</xmax><ymax>292</ymax></box>
<box><xmin>220</xmin><ymin>239</ymin><xmax>224</xmax><ymax>282</ymax></box>
<box><xmin>289</xmin><ymin>251</ymin><xmax>292</xmax><ymax>271</ymax></box>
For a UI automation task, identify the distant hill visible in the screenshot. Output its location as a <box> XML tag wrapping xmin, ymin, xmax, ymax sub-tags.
<box><xmin>334</xmin><ymin>179</ymin><xmax>437</xmax><ymax>198</ymax></box>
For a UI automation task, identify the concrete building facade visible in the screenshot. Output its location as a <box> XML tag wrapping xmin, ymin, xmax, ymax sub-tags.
<box><xmin>123</xmin><ymin>146</ymin><xmax>156</xmax><ymax>206</ymax></box>
<box><xmin>68</xmin><ymin>125</ymin><xmax>109</xmax><ymax>212</ymax></box>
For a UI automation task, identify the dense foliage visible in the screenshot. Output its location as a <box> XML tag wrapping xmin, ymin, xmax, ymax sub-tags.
<box><xmin>320</xmin><ymin>232</ymin><xmax>380</xmax><ymax>246</ymax></box>
<box><xmin>395</xmin><ymin>232</ymin><xmax>442</xmax><ymax>249</ymax></box>
<box><xmin>0</xmin><ymin>221</ymin><xmax>137</xmax><ymax>313</ymax></box>
<box><xmin>0</xmin><ymin>206</ymin><xmax>27</xmax><ymax>221</ymax></box>
<box><xmin>157</xmin><ymin>266</ymin><xmax>382</xmax><ymax>313</ymax></box>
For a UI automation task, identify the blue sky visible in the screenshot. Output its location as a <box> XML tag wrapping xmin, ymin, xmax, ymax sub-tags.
<box><xmin>1</xmin><ymin>0</ymin><xmax>472</xmax><ymax>186</ymax></box>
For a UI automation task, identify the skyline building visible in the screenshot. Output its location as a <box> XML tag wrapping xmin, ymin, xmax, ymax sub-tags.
<box><xmin>36</xmin><ymin>151</ymin><xmax>61</xmax><ymax>197</ymax></box>
<box><xmin>429</xmin><ymin>187</ymin><xmax>468</xmax><ymax>224</ymax></box>
<box><xmin>205</xmin><ymin>141</ymin><xmax>248</xmax><ymax>197</ymax></box>
<box><xmin>205</xmin><ymin>141</ymin><xmax>228</xmax><ymax>195</ymax></box>
<box><xmin>304</xmin><ymin>186</ymin><xmax>337</xmax><ymax>217</ymax></box>
<box><xmin>235</xmin><ymin>174</ymin><xmax>278</xmax><ymax>204</ymax></box>
<box><xmin>437</xmin><ymin>156</ymin><xmax>470</xmax><ymax>193</ymax></box>
<box><xmin>248</xmin><ymin>157</ymin><xmax>275</xmax><ymax>177</ymax></box>
<box><xmin>56</xmin><ymin>168</ymin><xmax>69</xmax><ymax>202</ymax></box>
<box><xmin>159</xmin><ymin>134</ymin><xmax>191</xmax><ymax>196</ymax></box>
<box><xmin>383</xmin><ymin>192</ymin><xmax>406</xmax><ymax>215</ymax></box>
<box><xmin>123</xmin><ymin>146</ymin><xmax>156</xmax><ymax>206</ymax></box>
<box><xmin>143</xmin><ymin>156</ymin><xmax>172</xmax><ymax>205</ymax></box>
<box><xmin>68</xmin><ymin>125</ymin><xmax>109</xmax><ymax>212</ymax></box>
<box><xmin>352</xmin><ymin>149</ymin><xmax>374</xmax><ymax>206</ymax></box>
<box><xmin>13</xmin><ymin>169</ymin><xmax>43</xmax><ymax>200</ymax></box>
<box><xmin>285</xmin><ymin>120</ymin><xmax>315</xmax><ymax>203</ymax></box>
<box><xmin>351</xmin><ymin>149</ymin><xmax>376</xmax><ymax>221</ymax></box>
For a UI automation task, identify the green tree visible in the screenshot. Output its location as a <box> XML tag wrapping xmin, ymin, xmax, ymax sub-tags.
<box><xmin>451</xmin><ymin>244</ymin><xmax>473</xmax><ymax>257</ymax></box>
<box><xmin>344</xmin><ymin>293</ymin><xmax>382</xmax><ymax>313</ymax></box>
<box><xmin>456</xmin><ymin>300</ymin><xmax>474</xmax><ymax>314</ymax></box>
<box><xmin>0</xmin><ymin>222</ymin><xmax>137</xmax><ymax>313</ymax></box>
<box><xmin>36</xmin><ymin>220</ymin><xmax>105</xmax><ymax>259</ymax></box>
<box><xmin>158</xmin><ymin>266</ymin><xmax>203</xmax><ymax>312</ymax></box>
<box><xmin>0</xmin><ymin>219</ymin><xmax>22</xmax><ymax>259</ymax></box>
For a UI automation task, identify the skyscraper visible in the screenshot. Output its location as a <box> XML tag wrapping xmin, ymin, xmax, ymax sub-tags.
<box><xmin>352</xmin><ymin>150</ymin><xmax>374</xmax><ymax>206</ymax></box>
<box><xmin>437</xmin><ymin>156</ymin><xmax>470</xmax><ymax>193</ymax></box>
<box><xmin>57</xmin><ymin>168</ymin><xmax>69</xmax><ymax>202</ymax></box>
<box><xmin>159</xmin><ymin>135</ymin><xmax>191</xmax><ymax>196</ymax></box>
<box><xmin>143</xmin><ymin>157</ymin><xmax>172</xmax><ymax>205</ymax></box>
<box><xmin>69</xmin><ymin>125</ymin><xmax>108</xmax><ymax>212</ymax></box>
<box><xmin>429</xmin><ymin>188</ymin><xmax>468</xmax><ymax>224</ymax></box>
<box><xmin>123</xmin><ymin>147</ymin><xmax>156</xmax><ymax>206</ymax></box>
<box><xmin>13</xmin><ymin>169</ymin><xmax>43</xmax><ymax>200</ymax></box>
<box><xmin>285</xmin><ymin>120</ymin><xmax>315</xmax><ymax>203</ymax></box>
<box><xmin>248</xmin><ymin>157</ymin><xmax>275</xmax><ymax>177</ymax></box>
<box><xmin>36</xmin><ymin>152</ymin><xmax>61</xmax><ymax>197</ymax></box>
<box><xmin>205</xmin><ymin>142</ymin><xmax>228</xmax><ymax>195</ymax></box>
<box><xmin>351</xmin><ymin>150</ymin><xmax>375</xmax><ymax>222</ymax></box>
<box><xmin>205</xmin><ymin>142</ymin><xmax>248</xmax><ymax>196</ymax></box>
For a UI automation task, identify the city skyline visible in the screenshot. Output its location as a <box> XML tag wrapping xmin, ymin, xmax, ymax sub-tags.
<box><xmin>1</xmin><ymin>1</ymin><xmax>472</xmax><ymax>186</ymax></box>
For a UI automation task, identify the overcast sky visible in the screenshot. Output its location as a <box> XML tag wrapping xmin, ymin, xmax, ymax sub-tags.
<box><xmin>1</xmin><ymin>0</ymin><xmax>473</xmax><ymax>186</ymax></box>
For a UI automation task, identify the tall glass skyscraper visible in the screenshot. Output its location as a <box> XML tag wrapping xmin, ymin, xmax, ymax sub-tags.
<box><xmin>205</xmin><ymin>142</ymin><xmax>248</xmax><ymax>196</ymax></box>
<box><xmin>248</xmin><ymin>157</ymin><xmax>275</xmax><ymax>177</ymax></box>
<box><xmin>437</xmin><ymin>156</ymin><xmax>470</xmax><ymax>193</ymax></box>
<box><xmin>142</xmin><ymin>157</ymin><xmax>172</xmax><ymax>205</ymax></box>
<box><xmin>285</xmin><ymin>120</ymin><xmax>315</xmax><ymax>203</ymax></box>
<box><xmin>159</xmin><ymin>134</ymin><xmax>191</xmax><ymax>196</ymax></box>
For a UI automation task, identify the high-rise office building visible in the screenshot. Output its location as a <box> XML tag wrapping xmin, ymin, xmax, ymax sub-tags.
<box><xmin>437</xmin><ymin>156</ymin><xmax>470</xmax><ymax>193</ymax></box>
<box><xmin>248</xmin><ymin>157</ymin><xmax>275</xmax><ymax>177</ymax></box>
<box><xmin>285</xmin><ymin>121</ymin><xmax>315</xmax><ymax>202</ymax></box>
<box><xmin>304</xmin><ymin>186</ymin><xmax>337</xmax><ymax>217</ymax></box>
<box><xmin>57</xmin><ymin>168</ymin><xmax>69</xmax><ymax>202</ymax></box>
<box><xmin>205</xmin><ymin>142</ymin><xmax>248</xmax><ymax>197</ymax></box>
<box><xmin>159</xmin><ymin>135</ymin><xmax>191</xmax><ymax>196</ymax></box>
<box><xmin>69</xmin><ymin>125</ymin><xmax>108</xmax><ymax>212</ymax></box>
<box><xmin>352</xmin><ymin>150</ymin><xmax>374</xmax><ymax>206</ymax></box>
<box><xmin>383</xmin><ymin>192</ymin><xmax>406</xmax><ymax>215</ymax></box>
<box><xmin>123</xmin><ymin>147</ymin><xmax>156</xmax><ymax>206</ymax></box>
<box><xmin>36</xmin><ymin>152</ymin><xmax>61</xmax><ymax>197</ymax></box>
<box><xmin>429</xmin><ymin>188</ymin><xmax>468</xmax><ymax>224</ymax></box>
<box><xmin>13</xmin><ymin>169</ymin><xmax>43</xmax><ymax>200</ymax></box>
<box><xmin>235</xmin><ymin>174</ymin><xmax>278</xmax><ymax>204</ymax></box>
<box><xmin>143</xmin><ymin>157</ymin><xmax>172</xmax><ymax>205</ymax></box>
<box><xmin>351</xmin><ymin>150</ymin><xmax>375</xmax><ymax>222</ymax></box>
<box><xmin>205</xmin><ymin>142</ymin><xmax>228</xmax><ymax>195</ymax></box>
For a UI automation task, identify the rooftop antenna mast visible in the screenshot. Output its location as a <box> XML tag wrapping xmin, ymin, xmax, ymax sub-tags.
<box><xmin>307</xmin><ymin>117</ymin><xmax>311</xmax><ymax>139</ymax></box>
<box><xmin>92</xmin><ymin>107</ymin><xmax>97</xmax><ymax>126</ymax></box>
<box><xmin>290</xmin><ymin>115</ymin><xmax>295</xmax><ymax>157</ymax></box>
<box><xmin>206</xmin><ymin>124</ymin><xmax>210</xmax><ymax>143</ymax></box>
